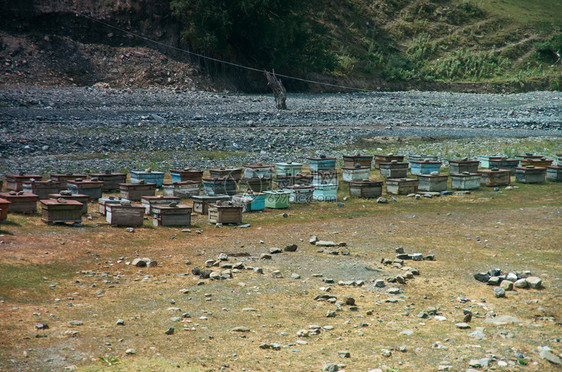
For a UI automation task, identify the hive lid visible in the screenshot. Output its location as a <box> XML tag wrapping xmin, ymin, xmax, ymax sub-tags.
<box><xmin>41</xmin><ymin>199</ymin><xmax>83</xmax><ymax>206</ymax></box>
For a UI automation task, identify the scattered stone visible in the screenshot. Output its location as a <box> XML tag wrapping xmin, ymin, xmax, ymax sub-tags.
<box><xmin>376</xmin><ymin>197</ymin><xmax>388</xmax><ymax>204</ymax></box>
<box><xmin>232</xmin><ymin>326</ymin><xmax>250</xmax><ymax>332</ymax></box>
<box><xmin>291</xmin><ymin>273</ymin><xmax>301</xmax><ymax>279</ymax></box>
<box><xmin>125</xmin><ymin>348</ymin><xmax>136</xmax><ymax>355</ymax></box>
<box><xmin>514</xmin><ymin>278</ymin><xmax>528</xmax><ymax>288</ymax></box>
<box><xmin>165</xmin><ymin>327</ymin><xmax>174</xmax><ymax>335</ymax></box>
<box><xmin>338</xmin><ymin>350</ymin><xmax>351</xmax><ymax>358</ymax></box>
<box><xmin>494</xmin><ymin>287</ymin><xmax>506</xmax><ymax>298</ymax></box>
<box><xmin>387</xmin><ymin>287</ymin><xmax>401</xmax><ymax>294</ymax></box>
<box><xmin>260</xmin><ymin>254</ymin><xmax>272</xmax><ymax>260</ymax></box>
<box><xmin>455</xmin><ymin>322</ymin><xmax>470</xmax><ymax>329</ymax></box>
<box><xmin>326</xmin><ymin>310</ymin><xmax>337</xmax><ymax>318</ymax></box>
<box><xmin>125</xmin><ymin>227</ymin><xmax>134</xmax><ymax>233</ymax></box>
<box><xmin>269</xmin><ymin>247</ymin><xmax>282</xmax><ymax>254</ymax></box>
<box><xmin>69</xmin><ymin>320</ymin><xmax>83</xmax><ymax>326</ymax></box>
<box><xmin>309</xmin><ymin>236</ymin><xmax>319</xmax><ymax>245</ymax></box>
<box><xmin>412</xmin><ymin>253</ymin><xmax>423</xmax><ymax>261</ymax></box>
<box><xmin>35</xmin><ymin>323</ymin><xmax>49</xmax><ymax>330</ymax></box>
<box><xmin>381</xmin><ymin>349</ymin><xmax>392</xmax><ymax>357</ymax></box>
<box><xmin>500</xmin><ymin>280</ymin><xmax>514</xmax><ymax>291</ymax></box>
<box><xmin>487</xmin><ymin>276</ymin><xmax>501</xmax><ymax>286</ymax></box>
<box><xmin>540</xmin><ymin>350</ymin><xmax>561</xmax><ymax>365</ymax></box>
<box><xmin>395</xmin><ymin>247</ymin><xmax>404</xmax><ymax>254</ymax></box>
<box><xmin>526</xmin><ymin>276</ymin><xmax>542</xmax><ymax>289</ymax></box>
<box><xmin>323</xmin><ymin>363</ymin><xmax>339</xmax><ymax>372</ymax></box>
<box><xmin>463</xmin><ymin>310</ymin><xmax>472</xmax><ymax>323</ymax></box>
<box><xmin>271</xmin><ymin>270</ymin><xmax>283</xmax><ymax>278</ymax></box>
<box><xmin>374</xmin><ymin>279</ymin><xmax>386</xmax><ymax>288</ymax></box>
<box><xmin>316</xmin><ymin>241</ymin><xmax>337</xmax><ymax>247</ymax></box>
<box><xmin>284</xmin><ymin>244</ymin><xmax>298</xmax><ymax>252</ymax></box>
<box><xmin>474</xmin><ymin>272</ymin><xmax>490</xmax><ymax>283</ymax></box>
<box><xmin>469</xmin><ymin>327</ymin><xmax>486</xmax><ymax>339</ymax></box>
<box><xmin>116</xmin><ymin>319</ymin><xmax>125</xmax><ymax>326</ymax></box>
<box><xmin>484</xmin><ymin>315</ymin><xmax>522</xmax><ymax>325</ymax></box>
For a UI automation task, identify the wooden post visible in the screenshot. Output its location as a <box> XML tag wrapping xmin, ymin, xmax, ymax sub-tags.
<box><xmin>265</xmin><ymin>70</ymin><xmax>287</xmax><ymax>109</ymax></box>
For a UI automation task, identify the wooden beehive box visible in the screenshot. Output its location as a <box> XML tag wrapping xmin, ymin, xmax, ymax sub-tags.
<box><xmin>519</xmin><ymin>158</ymin><xmax>553</xmax><ymax>168</ymax></box>
<box><xmin>208</xmin><ymin>202</ymin><xmax>243</xmax><ymax>224</ymax></box>
<box><xmin>275</xmin><ymin>162</ymin><xmax>303</xmax><ymax>177</ymax></box>
<box><xmin>89</xmin><ymin>171</ymin><xmax>127</xmax><ymax>192</ymax></box>
<box><xmin>451</xmin><ymin>172</ymin><xmax>482</xmax><ymax>190</ymax></box>
<box><xmin>50</xmin><ymin>173</ymin><xmax>87</xmax><ymax>189</ymax></box>
<box><xmin>448</xmin><ymin>159</ymin><xmax>479</xmax><ymax>174</ymax></box>
<box><xmin>130</xmin><ymin>170</ymin><xmax>165</xmax><ymax>187</ymax></box>
<box><xmin>0</xmin><ymin>192</ymin><xmax>39</xmax><ymax>213</ymax></box>
<box><xmin>0</xmin><ymin>198</ymin><xmax>10</xmax><ymax>222</ymax></box>
<box><xmin>386</xmin><ymin>178</ymin><xmax>419</xmax><ymax>195</ymax></box>
<box><xmin>276</xmin><ymin>174</ymin><xmax>312</xmax><ymax>188</ymax></box>
<box><xmin>307</xmin><ymin>156</ymin><xmax>336</xmax><ymax>172</ymax></box>
<box><xmin>264</xmin><ymin>190</ymin><xmax>290</xmax><ymax>209</ymax></box>
<box><xmin>477</xmin><ymin>169</ymin><xmax>511</xmax><ymax>186</ymax></box>
<box><xmin>516</xmin><ymin>153</ymin><xmax>545</xmax><ymax>162</ymax></box>
<box><xmin>409</xmin><ymin>160</ymin><xmax>442</xmax><ymax>175</ymax></box>
<box><xmin>417</xmin><ymin>174</ymin><xmax>448</xmax><ymax>192</ymax></box>
<box><xmin>170</xmin><ymin>169</ymin><xmax>204</xmax><ymax>183</ymax></box>
<box><xmin>202</xmin><ymin>177</ymin><xmax>237</xmax><ymax>196</ymax></box>
<box><xmin>312</xmin><ymin>184</ymin><xmax>338</xmax><ymax>202</ymax></box>
<box><xmin>243</xmin><ymin>164</ymin><xmax>275</xmax><ymax>179</ymax></box>
<box><xmin>192</xmin><ymin>195</ymin><xmax>231</xmax><ymax>215</ymax></box>
<box><xmin>349</xmin><ymin>180</ymin><xmax>383</xmax><ymax>199</ymax></box>
<box><xmin>408</xmin><ymin>154</ymin><xmax>439</xmax><ymax>163</ymax></box>
<box><xmin>152</xmin><ymin>205</ymin><xmax>192</xmax><ymax>227</ymax></box>
<box><xmin>23</xmin><ymin>180</ymin><xmax>61</xmax><ymax>199</ymax></box>
<box><xmin>119</xmin><ymin>182</ymin><xmax>156</xmax><ymax>201</ymax></box>
<box><xmin>312</xmin><ymin>171</ymin><xmax>338</xmax><ymax>186</ymax></box>
<box><xmin>546</xmin><ymin>166</ymin><xmax>562</xmax><ymax>182</ymax></box>
<box><xmin>50</xmin><ymin>193</ymin><xmax>89</xmax><ymax>214</ymax></box>
<box><xmin>209</xmin><ymin>168</ymin><xmax>242</xmax><ymax>181</ymax></box>
<box><xmin>379</xmin><ymin>161</ymin><xmax>408</xmax><ymax>178</ymax></box>
<box><xmin>374</xmin><ymin>154</ymin><xmax>404</xmax><ymax>169</ymax></box>
<box><xmin>343</xmin><ymin>154</ymin><xmax>373</xmax><ymax>168</ymax></box>
<box><xmin>6</xmin><ymin>174</ymin><xmax>42</xmax><ymax>191</ymax></box>
<box><xmin>341</xmin><ymin>166</ymin><xmax>371</xmax><ymax>182</ymax></box>
<box><xmin>106</xmin><ymin>203</ymin><xmax>145</xmax><ymax>227</ymax></box>
<box><xmin>515</xmin><ymin>166</ymin><xmax>546</xmax><ymax>184</ymax></box>
<box><xmin>284</xmin><ymin>185</ymin><xmax>314</xmax><ymax>204</ymax></box>
<box><xmin>67</xmin><ymin>179</ymin><xmax>103</xmax><ymax>200</ymax></box>
<box><xmin>40</xmin><ymin>199</ymin><xmax>83</xmax><ymax>224</ymax></box>
<box><xmin>239</xmin><ymin>177</ymin><xmax>272</xmax><ymax>193</ymax></box>
<box><xmin>162</xmin><ymin>181</ymin><xmax>200</xmax><ymax>198</ymax></box>
<box><xmin>141</xmin><ymin>195</ymin><xmax>181</xmax><ymax>215</ymax></box>
<box><xmin>557</xmin><ymin>154</ymin><xmax>562</xmax><ymax>166</ymax></box>
<box><xmin>488</xmin><ymin>158</ymin><xmax>519</xmax><ymax>174</ymax></box>
<box><xmin>232</xmin><ymin>193</ymin><xmax>266</xmax><ymax>212</ymax></box>
<box><xmin>98</xmin><ymin>196</ymin><xmax>129</xmax><ymax>215</ymax></box>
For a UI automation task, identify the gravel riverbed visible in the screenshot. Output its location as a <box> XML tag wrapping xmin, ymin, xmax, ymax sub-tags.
<box><xmin>0</xmin><ymin>87</ymin><xmax>560</xmax><ymax>174</ymax></box>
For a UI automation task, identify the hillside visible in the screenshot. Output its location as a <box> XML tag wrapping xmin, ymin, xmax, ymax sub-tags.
<box><xmin>0</xmin><ymin>0</ymin><xmax>561</xmax><ymax>91</ymax></box>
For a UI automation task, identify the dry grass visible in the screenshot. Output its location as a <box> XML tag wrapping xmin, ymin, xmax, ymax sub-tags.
<box><xmin>0</xmin><ymin>180</ymin><xmax>560</xmax><ymax>371</ymax></box>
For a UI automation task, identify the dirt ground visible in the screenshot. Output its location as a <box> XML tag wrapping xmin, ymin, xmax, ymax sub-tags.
<box><xmin>0</xmin><ymin>178</ymin><xmax>560</xmax><ymax>371</ymax></box>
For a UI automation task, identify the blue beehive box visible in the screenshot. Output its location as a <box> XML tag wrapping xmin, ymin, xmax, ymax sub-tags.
<box><xmin>409</xmin><ymin>160</ymin><xmax>442</xmax><ymax>175</ymax></box>
<box><xmin>312</xmin><ymin>184</ymin><xmax>338</xmax><ymax>202</ymax></box>
<box><xmin>130</xmin><ymin>170</ymin><xmax>165</xmax><ymax>187</ymax></box>
<box><xmin>275</xmin><ymin>162</ymin><xmax>303</xmax><ymax>177</ymax></box>
<box><xmin>308</xmin><ymin>156</ymin><xmax>336</xmax><ymax>172</ymax></box>
<box><xmin>233</xmin><ymin>193</ymin><xmax>266</xmax><ymax>212</ymax></box>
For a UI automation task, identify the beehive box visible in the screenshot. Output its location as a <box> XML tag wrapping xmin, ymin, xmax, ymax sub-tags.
<box><xmin>308</xmin><ymin>156</ymin><xmax>336</xmax><ymax>172</ymax></box>
<box><xmin>209</xmin><ymin>168</ymin><xmax>242</xmax><ymax>181</ymax></box>
<box><xmin>40</xmin><ymin>199</ymin><xmax>83</xmax><ymax>224</ymax></box>
<box><xmin>239</xmin><ymin>177</ymin><xmax>272</xmax><ymax>193</ymax></box>
<box><xmin>6</xmin><ymin>174</ymin><xmax>42</xmax><ymax>191</ymax></box>
<box><xmin>417</xmin><ymin>174</ymin><xmax>448</xmax><ymax>192</ymax></box>
<box><xmin>516</xmin><ymin>153</ymin><xmax>545</xmax><ymax>162</ymax></box>
<box><xmin>374</xmin><ymin>154</ymin><xmax>404</xmax><ymax>169</ymax></box>
<box><xmin>410</xmin><ymin>160</ymin><xmax>442</xmax><ymax>175</ymax></box>
<box><xmin>50</xmin><ymin>173</ymin><xmax>87</xmax><ymax>189</ymax></box>
<box><xmin>341</xmin><ymin>166</ymin><xmax>371</xmax><ymax>182</ymax></box>
<box><xmin>547</xmin><ymin>166</ymin><xmax>562</xmax><ymax>182</ymax></box>
<box><xmin>89</xmin><ymin>171</ymin><xmax>127</xmax><ymax>192</ymax></box>
<box><xmin>451</xmin><ymin>173</ymin><xmax>482</xmax><ymax>190</ymax></box>
<box><xmin>448</xmin><ymin>159</ymin><xmax>479</xmax><ymax>174</ymax></box>
<box><xmin>106</xmin><ymin>203</ymin><xmax>145</xmax><ymax>227</ymax></box>
<box><xmin>152</xmin><ymin>205</ymin><xmax>192</xmax><ymax>227</ymax></box>
<box><xmin>23</xmin><ymin>180</ymin><xmax>61</xmax><ymax>199</ymax></box>
<box><xmin>162</xmin><ymin>181</ymin><xmax>200</xmax><ymax>198</ymax></box>
<box><xmin>50</xmin><ymin>193</ymin><xmax>89</xmax><ymax>214</ymax></box>
<box><xmin>284</xmin><ymin>185</ymin><xmax>314</xmax><ymax>204</ymax></box>
<box><xmin>408</xmin><ymin>154</ymin><xmax>439</xmax><ymax>163</ymax></box>
<box><xmin>264</xmin><ymin>190</ymin><xmax>290</xmax><ymax>209</ymax></box>
<box><xmin>67</xmin><ymin>179</ymin><xmax>103</xmax><ymax>200</ymax></box>
<box><xmin>477</xmin><ymin>169</ymin><xmax>511</xmax><ymax>186</ymax></box>
<box><xmin>379</xmin><ymin>161</ymin><xmax>408</xmax><ymax>178</ymax></box>
<box><xmin>343</xmin><ymin>154</ymin><xmax>373</xmax><ymax>168</ymax></box>
<box><xmin>98</xmin><ymin>196</ymin><xmax>129</xmax><ymax>215</ymax></box>
<box><xmin>141</xmin><ymin>195</ymin><xmax>181</xmax><ymax>215</ymax></box>
<box><xmin>0</xmin><ymin>192</ymin><xmax>39</xmax><ymax>213</ymax></box>
<box><xmin>119</xmin><ymin>182</ymin><xmax>157</xmax><ymax>201</ymax></box>
<box><xmin>313</xmin><ymin>184</ymin><xmax>338</xmax><ymax>202</ymax></box>
<box><xmin>0</xmin><ymin>198</ymin><xmax>10</xmax><ymax>222</ymax></box>
<box><xmin>276</xmin><ymin>174</ymin><xmax>312</xmax><ymax>188</ymax></box>
<box><xmin>385</xmin><ymin>178</ymin><xmax>419</xmax><ymax>195</ymax></box>
<box><xmin>349</xmin><ymin>180</ymin><xmax>383</xmax><ymax>198</ymax></box>
<box><xmin>515</xmin><ymin>166</ymin><xmax>546</xmax><ymax>184</ymax></box>
<box><xmin>488</xmin><ymin>158</ymin><xmax>519</xmax><ymax>174</ymax></box>
<box><xmin>232</xmin><ymin>193</ymin><xmax>266</xmax><ymax>212</ymax></box>
<box><xmin>130</xmin><ymin>170</ymin><xmax>165</xmax><ymax>187</ymax></box>
<box><xmin>170</xmin><ymin>169</ymin><xmax>204</xmax><ymax>183</ymax></box>
<box><xmin>243</xmin><ymin>164</ymin><xmax>275</xmax><ymax>179</ymax></box>
<box><xmin>275</xmin><ymin>162</ymin><xmax>303</xmax><ymax>177</ymax></box>
<box><xmin>202</xmin><ymin>177</ymin><xmax>237</xmax><ymax>196</ymax></box>
<box><xmin>208</xmin><ymin>202</ymin><xmax>243</xmax><ymax>224</ymax></box>
<box><xmin>519</xmin><ymin>158</ymin><xmax>553</xmax><ymax>168</ymax></box>
<box><xmin>192</xmin><ymin>195</ymin><xmax>231</xmax><ymax>215</ymax></box>
<box><xmin>312</xmin><ymin>171</ymin><xmax>338</xmax><ymax>186</ymax></box>
<box><xmin>557</xmin><ymin>154</ymin><xmax>562</xmax><ymax>166</ymax></box>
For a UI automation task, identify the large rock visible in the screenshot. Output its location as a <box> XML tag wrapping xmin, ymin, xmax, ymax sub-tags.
<box><xmin>474</xmin><ymin>272</ymin><xmax>490</xmax><ymax>283</ymax></box>
<box><xmin>526</xmin><ymin>276</ymin><xmax>542</xmax><ymax>289</ymax></box>
<box><xmin>540</xmin><ymin>350</ymin><xmax>561</xmax><ymax>365</ymax></box>
<box><xmin>494</xmin><ymin>287</ymin><xmax>506</xmax><ymax>298</ymax></box>
<box><xmin>514</xmin><ymin>278</ymin><xmax>528</xmax><ymax>288</ymax></box>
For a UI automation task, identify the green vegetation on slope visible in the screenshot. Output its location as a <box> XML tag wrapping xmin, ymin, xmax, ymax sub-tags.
<box><xmin>171</xmin><ymin>0</ymin><xmax>562</xmax><ymax>89</ymax></box>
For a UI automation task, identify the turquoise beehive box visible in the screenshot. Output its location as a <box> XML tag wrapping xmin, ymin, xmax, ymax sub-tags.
<box><xmin>308</xmin><ymin>155</ymin><xmax>336</xmax><ymax>172</ymax></box>
<box><xmin>130</xmin><ymin>170</ymin><xmax>165</xmax><ymax>187</ymax></box>
<box><xmin>275</xmin><ymin>162</ymin><xmax>303</xmax><ymax>177</ymax></box>
<box><xmin>264</xmin><ymin>190</ymin><xmax>290</xmax><ymax>209</ymax></box>
<box><xmin>409</xmin><ymin>160</ymin><xmax>442</xmax><ymax>175</ymax></box>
